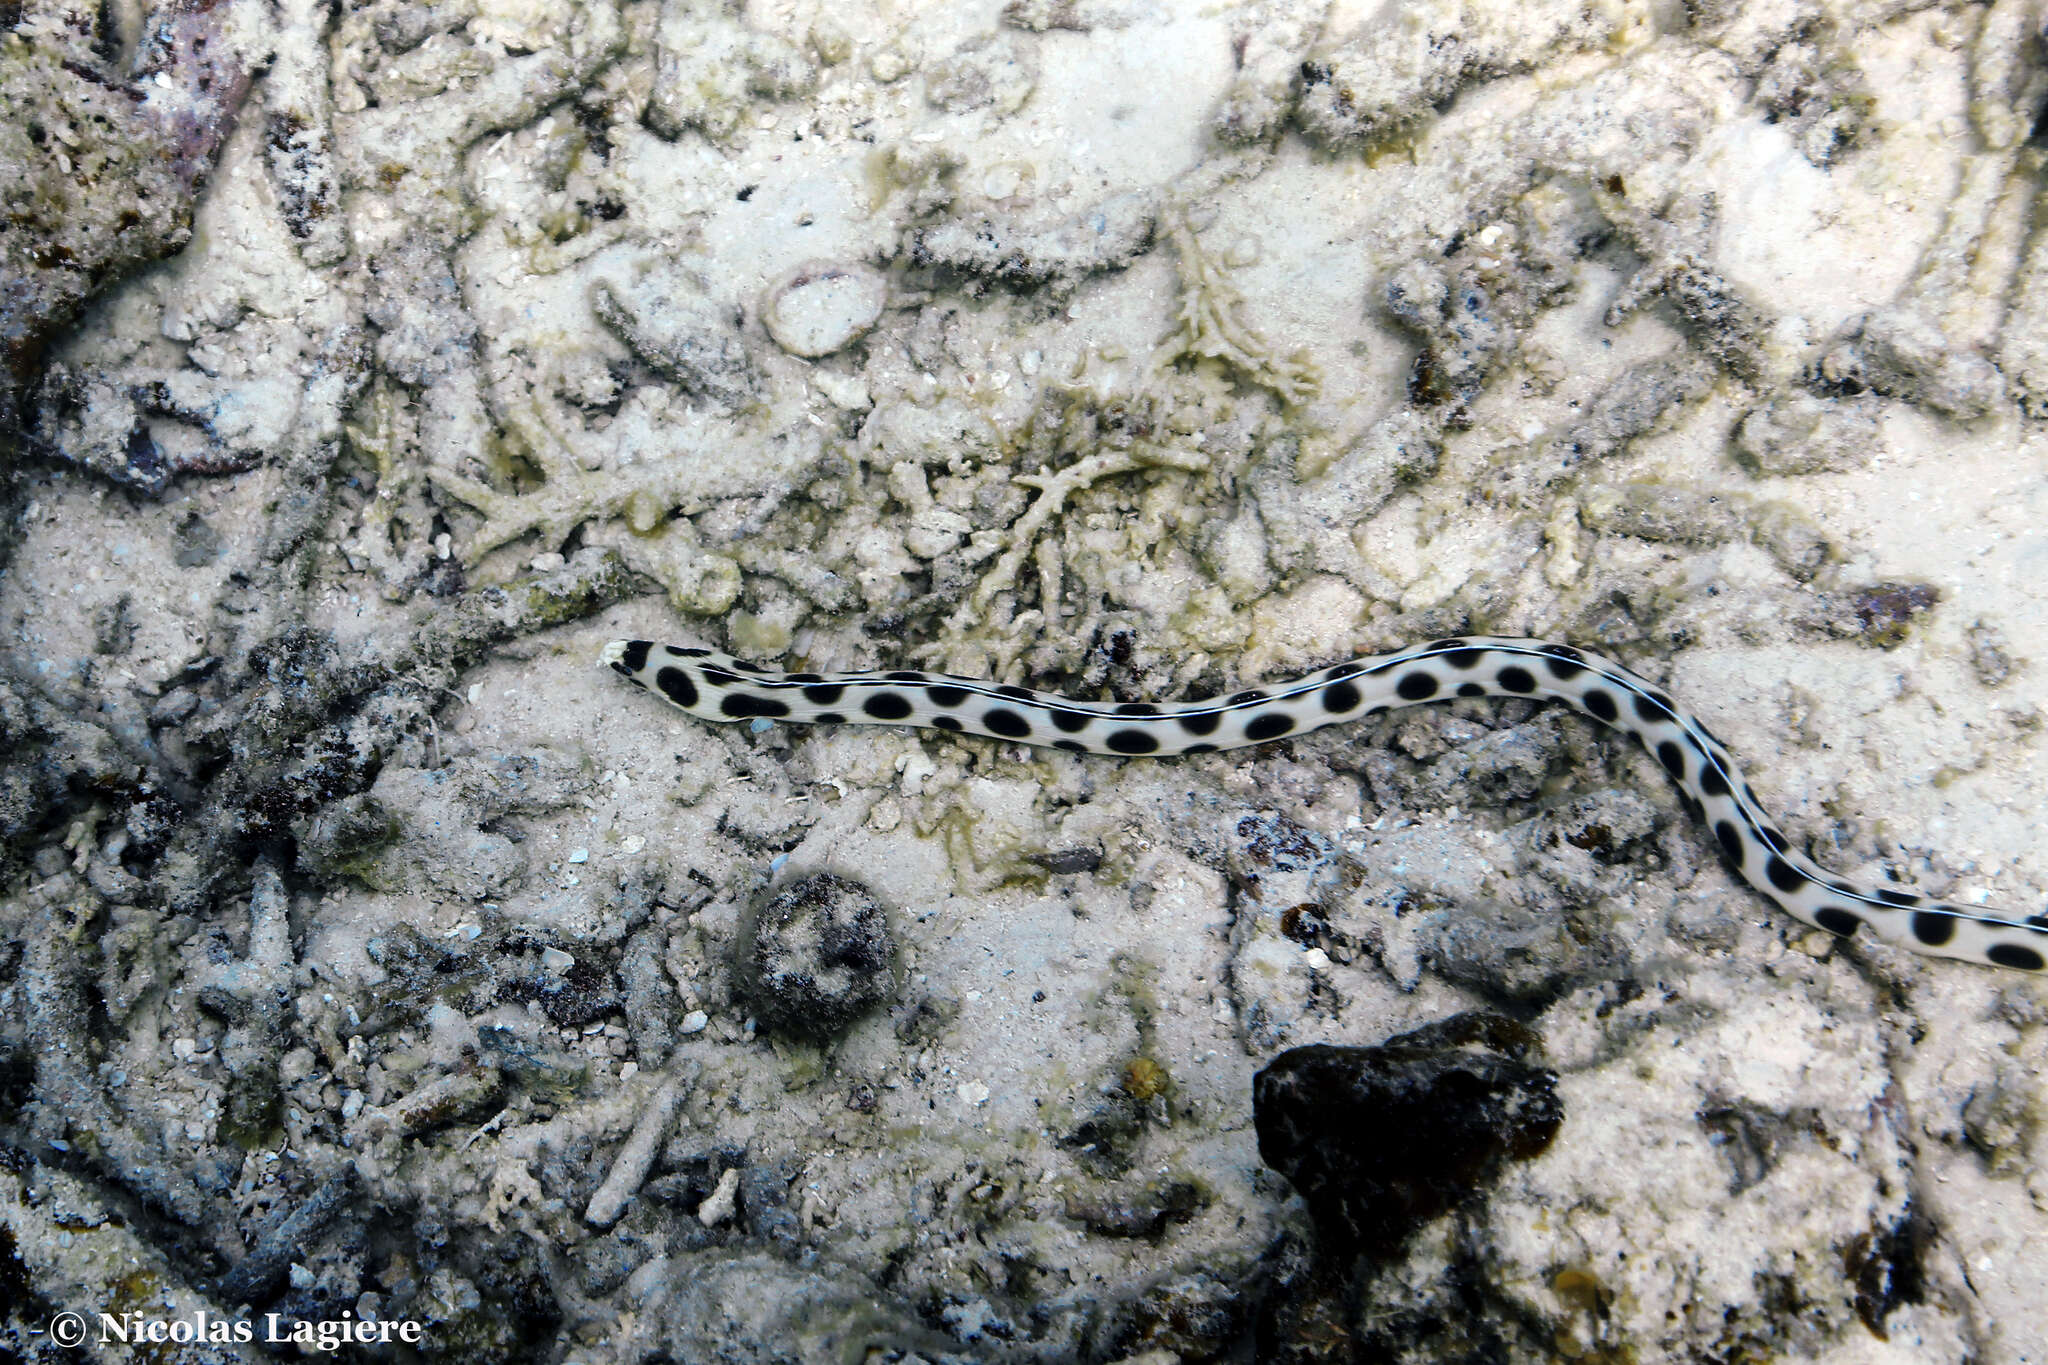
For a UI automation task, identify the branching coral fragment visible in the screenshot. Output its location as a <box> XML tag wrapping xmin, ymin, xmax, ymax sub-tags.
<box><xmin>1162</xmin><ymin>213</ymin><xmax>1319</xmax><ymax>406</ymax></box>
<box><xmin>428</xmin><ymin>398</ymin><xmax>670</xmax><ymax>560</ymax></box>
<box><xmin>1294</xmin><ymin>0</ymin><xmax>1618</xmax><ymax>150</ymax></box>
<box><xmin>953</xmin><ymin>446</ymin><xmax>1210</xmax><ymax>630</ymax></box>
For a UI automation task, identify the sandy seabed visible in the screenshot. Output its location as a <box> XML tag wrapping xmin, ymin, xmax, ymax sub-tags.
<box><xmin>2</xmin><ymin>0</ymin><xmax>2047</xmax><ymax>1360</ymax></box>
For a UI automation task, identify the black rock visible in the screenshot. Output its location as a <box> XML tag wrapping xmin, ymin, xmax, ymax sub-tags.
<box><xmin>1253</xmin><ymin>1013</ymin><xmax>1563</xmax><ymax>1257</ymax></box>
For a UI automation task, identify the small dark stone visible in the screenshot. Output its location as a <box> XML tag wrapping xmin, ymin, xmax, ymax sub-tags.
<box><xmin>1060</xmin><ymin>1090</ymin><xmax>1148</xmax><ymax>1178</ymax></box>
<box><xmin>1253</xmin><ymin>1013</ymin><xmax>1563</xmax><ymax>1257</ymax></box>
<box><xmin>578</xmin><ymin>1232</ymin><xmax>655</xmax><ymax>1296</ymax></box>
<box><xmin>643</xmin><ymin>1171</ymin><xmax>711</xmax><ymax>1208</ymax></box>
<box><xmin>173</xmin><ymin>511</ymin><xmax>223</xmax><ymax>567</ymax></box>
<box><xmin>738</xmin><ymin>1161</ymin><xmax>802</xmax><ymax>1251</ymax></box>
<box><xmin>417</xmin><ymin>555</ymin><xmax>467</xmax><ymax>597</ymax></box>
<box><xmin>738</xmin><ymin>873</ymin><xmax>895</xmax><ymax>1040</ymax></box>
<box><xmin>194</xmin><ymin>984</ymin><xmax>250</xmax><ymax>1024</ymax></box>
<box><xmin>1031</xmin><ymin>846</ymin><xmax>1102</xmax><ymax>875</ymax></box>
<box><xmin>1852</xmin><ymin>582</ymin><xmax>1939</xmax><ymax>649</ymax></box>
<box><xmin>1278</xmin><ymin>903</ymin><xmax>1329</xmax><ymax>947</ymax></box>
<box><xmin>123</xmin><ymin>791</ymin><xmax>184</xmax><ymax>861</ymax></box>
<box><xmin>91</xmin><ymin>595</ymin><xmax>134</xmax><ymax>655</ymax></box>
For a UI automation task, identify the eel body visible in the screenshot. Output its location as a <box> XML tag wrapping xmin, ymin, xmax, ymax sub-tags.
<box><xmin>603</xmin><ymin>636</ymin><xmax>2048</xmax><ymax>973</ymax></box>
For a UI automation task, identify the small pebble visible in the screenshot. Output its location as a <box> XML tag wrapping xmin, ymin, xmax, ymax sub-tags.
<box><xmin>869</xmin><ymin>40</ymin><xmax>917</xmax><ymax>83</ymax></box>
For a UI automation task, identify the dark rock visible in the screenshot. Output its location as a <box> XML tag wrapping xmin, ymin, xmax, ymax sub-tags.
<box><xmin>498</xmin><ymin>955</ymin><xmax>620</xmax><ymax>1028</ymax></box>
<box><xmin>417</xmin><ymin>554</ymin><xmax>466</xmax><ymax>597</ymax></box>
<box><xmin>1060</xmin><ymin>1090</ymin><xmax>1148</xmax><ymax>1178</ymax></box>
<box><xmin>1253</xmin><ymin>1013</ymin><xmax>1563</xmax><ymax>1257</ymax></box>
<box><xmin>737</xmin><ymin>873</ymin><xmax>894</xmax><ymax>1040</ymax></box>
<box><xmin>1845</xmin><ymin>1208</ymin><xmax>1928</xmax><ymax>1341</ymax></box>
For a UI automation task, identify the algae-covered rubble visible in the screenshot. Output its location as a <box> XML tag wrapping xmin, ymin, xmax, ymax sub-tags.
<box><xmin>2</xmin><ymin>0</ymin><xmax>2048</xmax><ymax>1361</ymax></box>
<box><xmin>1</xmin><ymin>0</ymin><xmax>254</xmax><ymax>452</ymax></box>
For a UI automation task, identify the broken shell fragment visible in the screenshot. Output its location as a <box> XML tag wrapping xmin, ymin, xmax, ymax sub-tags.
<box><xmin>761</xmin><ymin>261</ymin><xmax>887</xmax><ymax>358</ymax></box>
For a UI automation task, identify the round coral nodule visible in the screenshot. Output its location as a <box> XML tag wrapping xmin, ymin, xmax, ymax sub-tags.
<box><xmin>761</xmin><ymin>261</ymin><xmax>887</xmax><ymax>358</ymax></box>
<box><xmin>736</xmin><ymin>872</ymin><xmax>896</xmax><ymax>1040</ymax></box>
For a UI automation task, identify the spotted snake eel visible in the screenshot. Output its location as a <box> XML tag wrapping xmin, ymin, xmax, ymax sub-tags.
<box><xmin>604</xmin><ymin>636</ymin><xmax>2048</xmax><ymax>973</ymax></box>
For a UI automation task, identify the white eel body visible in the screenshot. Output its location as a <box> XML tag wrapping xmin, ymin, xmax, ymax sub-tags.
<box><xmin>604</xmin><ymin>635</ymin><xmax>2048</xmax><ymax>973</ymax></box>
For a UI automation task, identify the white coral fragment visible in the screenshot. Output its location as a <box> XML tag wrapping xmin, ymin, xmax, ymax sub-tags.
<box><xmin>954</xmin><ymin>446</ymin><xmax>1209</xmax><ymax>629</ymax></box>
<box><xmin>427</xmin><ymin>393</ymin><xmax>816</xmax><ymax>564</ymax></box>
<box><xmin>925</xmin><ymin>32</ymin><xmax>1038</xmax><ymax>116</ymax></box>
<box><xmin>1295</xmin><ymin>0</ymin><xmax>1619</xmax><ymax>150</ymax></box>
<box><xmin>1212</xmin><ymin>0</ymin><xmax>1333</xmax><ymax>143</ymax></box>
<box><xmin>646</xmin><ymin>0</ymin><xmax>816</xmax><ymax>142</ymax></box>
